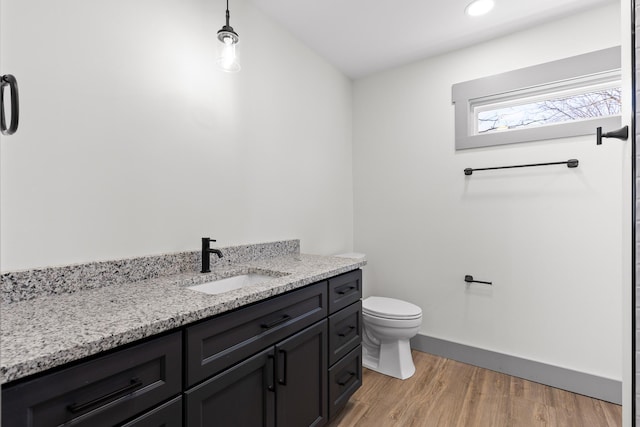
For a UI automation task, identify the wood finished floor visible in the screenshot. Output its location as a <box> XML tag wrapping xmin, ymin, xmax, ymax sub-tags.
<box><xmin>328</xmin><ymin>351</ymin><xmax>621</xmax><ymax>427</ymax></box>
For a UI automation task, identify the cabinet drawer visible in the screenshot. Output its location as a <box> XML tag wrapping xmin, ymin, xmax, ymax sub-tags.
<box><xmin>122</xmin><ymin>396</ymin><xmax>182</xmax><ymax>427</ymax></box>
<box><xmin>186</xmin><ymin>281</ymin><xmax>327</xmax><ymax>386</ymax></box>
<box><xmin>328</xmin><ymin>345</ymin><xmax>362</xmax><ymax>419</ymax></box>
<box><xmin>328</xmin><ymin>270</ymin><xmax>362</xmax><ymax>314</ymax></box>
<box><xmin>328</xmin><ymin>301</ymin><xmax>361</xmax><ymax>366</ymax></box>
<box><xmin>2</xmin><ymin>332</ymin><xmax>182</xmax><ymax>427</ymax></box>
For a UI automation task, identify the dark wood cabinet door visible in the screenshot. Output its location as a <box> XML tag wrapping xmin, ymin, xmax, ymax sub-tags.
<box><xmin>275</xmin><ymin>321</ymin><xmax>328</xmax><ymax>427</ymax></box>
<box><xmin>185</xmin><ymin>347</ymin><xmax>276</xmax><ymax>427</ymax></box>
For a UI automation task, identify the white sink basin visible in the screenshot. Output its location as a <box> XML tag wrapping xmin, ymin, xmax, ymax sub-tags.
<box><xmin>188</xmin><ymin>273</ymin><xmax>274</xmax><ymax>295</ymax></box>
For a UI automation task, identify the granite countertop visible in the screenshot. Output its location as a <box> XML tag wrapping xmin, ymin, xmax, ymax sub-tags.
<box><xmin>1</xmin><ymin>251</ymin><xmax>365</xmax><ymax>385</ymax></box>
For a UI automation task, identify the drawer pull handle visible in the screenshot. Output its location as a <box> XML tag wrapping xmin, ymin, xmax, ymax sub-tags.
<box><xmin>267</xmin><ymin>354</ymin><xmax>275</xmax><ymax>392</ymax></box>
<box><xmin>337</xmin><ymin>371</ymin><xmax>356</xmax><ymax>386</ymax></box>
<box><xmin>336</xmin><ymin>285</ymin><xmax>356</xmax><ymax>295</ymax></box>
<box><xmin>261</xmin><ymin>314</ymin><xmax>291</xmax><ymax>329</ymax></box>
<box><xmin>337</xmin><ymin>325</ymin><xmax>356</xmax><ymax>337</ymax></box>
<box><xmin>67</xmin><ymin>377</ymin><xmax>143</xmax><ymax>414</ymax></box>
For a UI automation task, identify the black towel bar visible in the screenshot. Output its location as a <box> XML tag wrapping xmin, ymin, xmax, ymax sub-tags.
<box><xmin>464</xmin><ymin>159</ymin><xmax>578</xmax><ymax>176</ymax></box>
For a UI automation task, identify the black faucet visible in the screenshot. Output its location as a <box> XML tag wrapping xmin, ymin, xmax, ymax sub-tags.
<box><xmin>201</xmin><ymin>237</ymin><xmax>223</xmax><ymax>273</ymax></box>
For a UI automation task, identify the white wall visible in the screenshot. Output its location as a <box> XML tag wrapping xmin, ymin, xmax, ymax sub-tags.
<box><xmin>354</xmin><ymin>3</ymin><xmax>625</xmax><ymax>381</ymax></box>
<box><xmin>0</xmin><ymin>0</ymin><xmax>354</xmax><ymax>271</ymax></box>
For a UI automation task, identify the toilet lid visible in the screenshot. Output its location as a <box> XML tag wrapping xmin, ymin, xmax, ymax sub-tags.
<box><xmin>362</xmin><ymin>296</ymin><xmax>422</xmax><ymax>320</ymax></box>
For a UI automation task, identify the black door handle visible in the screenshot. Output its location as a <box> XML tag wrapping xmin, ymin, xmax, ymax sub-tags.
<box><xmin>267</xmin><ymin>353</ymin><xmax>275</xmax><ymax>392</ymax></box>
<box><xmin>0</xmin><ymin>74</ymin><xmax>19</xmax><ymax>136</ymax></box>
<box><xmin>596</xmin><ymin>126</ymin><xmax>628</xmax><ymax>145</ymax></box>
<box><xmin>277</xmin><ymin>350</ymin><xmax>287</xmax><ymax>385</ymax></box>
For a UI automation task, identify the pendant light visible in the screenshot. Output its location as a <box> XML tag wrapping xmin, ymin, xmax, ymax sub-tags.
<box><xmin>217</xmin><ymin>0</ymin><xmax>240</xmax><ymax>73</ymax></box>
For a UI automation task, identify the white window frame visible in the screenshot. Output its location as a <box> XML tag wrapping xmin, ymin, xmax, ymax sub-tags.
<box><xmin>452</xmin><ymin>47</ymin><xmax>621</xmax><ymax>150</ymax></box>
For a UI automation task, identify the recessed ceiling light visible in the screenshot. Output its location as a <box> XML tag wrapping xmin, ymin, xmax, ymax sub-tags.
<box><xmin>465</xmin><ymin>0</ymin><xmax>495</xmax><ymax>17</ymax></box>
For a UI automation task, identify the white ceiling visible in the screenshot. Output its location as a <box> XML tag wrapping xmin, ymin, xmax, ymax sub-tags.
<box><xmin>247</xmin><ymin>0</ymin><xmax>617</xmax><ymax>79</ymax></box>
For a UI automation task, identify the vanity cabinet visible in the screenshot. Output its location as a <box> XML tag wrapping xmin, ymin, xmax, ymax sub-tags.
<box><xmin>185</xmin><ymin>321</ymin><xmax>327</xmax><ymax>427</ymax></box>
<box><xmin>1</xmin><ymin>269</ymin><xmax>363</xmax><ymax>427</ymax></box>
<box><xmin>184</xmin><ymin>270</ymin><xmax>362</xmax><ymax>426</ymax></box>
<box><xmin>184</xmin><ymin>281</ymin><xmax>328</xmax><ymax>426</ymax></box>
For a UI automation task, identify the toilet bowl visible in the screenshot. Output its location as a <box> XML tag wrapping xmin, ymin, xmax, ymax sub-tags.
<box><xmin>334</xmin><ymin>253</ymin><xmax>422</xmax><ymax>380</ymax></box>
<box><xmin>362</xmin><ymin>296</ymin><xmax>422</xmax><ymax>380</ymax></box>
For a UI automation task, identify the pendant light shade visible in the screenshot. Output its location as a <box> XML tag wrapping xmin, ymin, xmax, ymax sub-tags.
<box><xmin>217</xmin><ymin>0</ymin><xmax>240</xmax><ymax>73</ymax></box>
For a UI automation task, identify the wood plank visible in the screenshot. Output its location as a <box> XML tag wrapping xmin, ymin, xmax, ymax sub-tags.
<box><xmin>328</xmin><ymin>350</ymin><xmax>621</xmax><ymax>427</ymax></box>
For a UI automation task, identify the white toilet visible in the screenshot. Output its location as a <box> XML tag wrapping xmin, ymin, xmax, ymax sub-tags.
<box><xmin>334</xmin><ymin>253</ymin><xmax>423</xmax><ymax>380</ymax></box>
<box><xmin>362</xmin><ymin>296</ymin><xmax>422</xmax><ymax>380</ymax></box>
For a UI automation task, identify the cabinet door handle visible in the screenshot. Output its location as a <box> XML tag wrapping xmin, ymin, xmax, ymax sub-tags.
<box><xmin>336</xmin><ymin>285</ymin><xmax>356</xmax><ymax>295</ymax></box>
<box><xmin>337</xmin><ymin>371</ymin><xmax>356</xmax><ymax>386</ymax></box>
<box><xmin>0</xmin><ymin>74</ymin><xmax>19</xmax><ymax>136</ymax></box>
<box><xmin>67</xmin><ymin>377</ymin><xmax>143</xmax><ymax>414</ymax></box>
<box><xmin>261</xmin><ymin>314</ymin><xmax>291</xmax><ymax>329</ymax></box>
<box><xmin>277</xmin><ymin>350</ymin><xmax>287</xmax><ymax>385</ymax></box>
<box><xmin>267</xmin><ymin>354</ymin><xmax>275</xmax><ymax>392</ymax></box>
<box><xmin>337</xmin><ymin>325</ymin><xmax>356</xmax><ymax>337</ymax></box>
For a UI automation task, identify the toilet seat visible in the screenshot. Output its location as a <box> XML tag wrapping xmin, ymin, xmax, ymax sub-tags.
<box><xmin>363</xmin><ymin>296</ymin><xmax>422</xmax><ymax>320</ymax></box>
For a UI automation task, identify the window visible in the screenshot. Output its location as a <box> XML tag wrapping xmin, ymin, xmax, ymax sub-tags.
<box><xmin>475</xmin><ymin>74</ymin><xmax>621</xmax><ymax>134</ymax></box>
<box><xmin>452</xmin><ymin>47</ymin><xmax>621</xmax><ymax>150</ymax></box>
